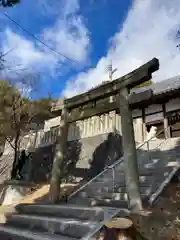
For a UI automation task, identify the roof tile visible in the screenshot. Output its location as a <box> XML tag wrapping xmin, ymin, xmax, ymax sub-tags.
<box><xmin>131</xmin><ymin>75</ymin><xmax>180</xmax><ymax>96</ymax></box>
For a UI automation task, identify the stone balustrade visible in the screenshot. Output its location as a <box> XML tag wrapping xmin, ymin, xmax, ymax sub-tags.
<box><xmin>4</xmin><ymin>110</ymin><xmax>147</xmax><ymax>155</ymax></box>
<box><xmin>19</xmin><ymin>111</ymin><xmax>121</xmax><ymax>151</ymax></box>
<box><xmin>67</xmin><ymin>110</ymin><xmax>121</xmax><ymax>141</ymax></box>
<box><xmin>20</xmin><ymin>127</ymin><xmax>61</xmax><ymax>151</ymax></box>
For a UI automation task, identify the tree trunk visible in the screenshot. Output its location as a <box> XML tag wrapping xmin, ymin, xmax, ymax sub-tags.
<box><xmin>116</xmin><ymin>230</ymin><xmax>134</xmax><ymax>240</ymax></box>
<box><xmin>104</xmin><ymin>217</ymin><xmax>135</xmax><ymax>240</ymax></box>
<box><xmin>104</xmin><ymin>229</ymin><xmax>134</xmax><ymax>240</ymax></box>
<box><xmin>11</xmin><ymin>132</ymin><xmax>20</xmax><ymax>179</ymax></box>
<box><xmin>49</xmin><ymin>105</ymin><xmax>68</xmax><ymax>203</ymax></box>
<box><xmin>119</xmin><ymin>87</ymin><xmax>142</xmax><ymax>212</ymax></box>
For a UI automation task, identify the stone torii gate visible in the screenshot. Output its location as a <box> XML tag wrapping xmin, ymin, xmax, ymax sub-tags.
<box><xmin>49</xmin><ymin>58</ymin><xmax>159</xmax><ymax>212</ymax></box>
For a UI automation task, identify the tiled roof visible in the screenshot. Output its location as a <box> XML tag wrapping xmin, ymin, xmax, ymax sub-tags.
<box><xmin>131</xmin><ymin>75</ymin><xmax>180</xmax><ymax>96</ymax></box>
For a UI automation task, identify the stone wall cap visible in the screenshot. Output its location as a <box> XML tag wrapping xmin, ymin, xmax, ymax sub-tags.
<box><xmin>104</xmin><ymin>217</ymin><xmax>133</xmax><ymax>229</ymax></box>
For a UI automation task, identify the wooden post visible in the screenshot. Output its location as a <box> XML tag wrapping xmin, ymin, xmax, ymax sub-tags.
<box><xmin>104</xmin><ymin>217</ymin><xmax>134</xmax><ymax>240</ymax></box>
<box><xmin>163</xmin><ymin>104</ymin><xmax>170</xmax><ymax>139</ymax></box>
<box><xmin>119</xmin><ymin>87</ymin><xmax>142</xmax><ymax>212</ymax></box>
<box><xmin>49</xmin><ymin>104</ymin><xmax>68</xmax><ymax>203</ymax></box>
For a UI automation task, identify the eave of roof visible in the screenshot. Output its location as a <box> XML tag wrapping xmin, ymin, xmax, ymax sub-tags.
<box><xmin>52</xmin><ymin>75</ymin><xmax>180</xmax><ymax>112</ymax></box>
<box><xmin>131</xmin><ymin>75</ymin><xmax>180</xmax><ymax>96</ymax></box>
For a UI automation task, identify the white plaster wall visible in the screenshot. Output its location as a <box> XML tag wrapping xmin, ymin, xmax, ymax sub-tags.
<box><xmin>133</xmin><ymin>117</ymin><xmax>143</xmax><ymax>143</ymax></box>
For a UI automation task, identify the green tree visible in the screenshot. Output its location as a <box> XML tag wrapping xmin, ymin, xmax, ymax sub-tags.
<box><xmin>0</xmin><ymin>0</ymin><xmax>20</xmax><ymax>7</ymax></box>
<box><xmin>0</xmin><ymin>80</ymin><xmax>54</xmax><ymax>179</ymax></box>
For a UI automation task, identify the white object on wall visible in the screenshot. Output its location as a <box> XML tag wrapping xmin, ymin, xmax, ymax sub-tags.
<box><xmin>146</xmin><ymin>126</ymin><xmax>158</xmax><ymax>140</ymax></box>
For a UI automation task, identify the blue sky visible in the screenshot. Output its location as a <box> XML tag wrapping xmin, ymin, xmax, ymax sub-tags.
<box><xmin>1</xmin><ymin>0</ymin><xmax>180</xmax><ymax>99</ymax></box>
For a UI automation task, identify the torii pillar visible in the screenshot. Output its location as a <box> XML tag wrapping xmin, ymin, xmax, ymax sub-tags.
<box><xmin>118</xmin><ymin>58</ymin><xmax>159</xmax><ymax>211</ymax></box>
<box><xmin>49</xmin><ymin>102</ymin><xmax>69</xmax><ymax>203</ymax></box>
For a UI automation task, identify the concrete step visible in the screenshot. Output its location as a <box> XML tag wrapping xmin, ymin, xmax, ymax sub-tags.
<box><xmin>78</xmin><ymin>191</ymin><xmax>128</xmax><ymax>201</ymax></box>
<box><xmin>70</xmin><ymin>196</ymin><xmax>128</xmax><ymax>208</ymax></box>
<box><xmin>93</xmin><ymin>168</ymin><xmax>174</xmax><ymax>186</ymax></box>
<box><xmin>77</xmin><ymin>191</ymin><xmax>149</xmax><ymax>202</ymax></box>
<box><xmin>82</xmin><ymin>183</ymin><xmax>159</xmax><ymax>195</ymax></box>
<box><xmin>16</xmin><ymin>204</ymin><xmax>105</xmax><ymax>221</ymax></box>
<box><xmin>74</xmin><ymin>177</ymin><xmax>164</xmax><ymax>200</ymax></box>
<box><xmin>7</xmin><ymin>214</ymin><xmax>98</xmax><ymax>239</ymax></box>
<box><xmin>91</xmin><ymin>175</ymin><xmax>156</xmax><ymax>187</ymax></box>
<box><xmin>0</xmin><ymin>225</ymin><xmax>77</xmax><ymax>240</ymax></box>
<box><xmin>139</xmin><ymin>166</ymin><xmax>177</xmax><ymax>175</ymax></box>
<box><xmin>98</xmin><ymin>166</ymin><xmax>175</xmax><ymax>180</ymax></box>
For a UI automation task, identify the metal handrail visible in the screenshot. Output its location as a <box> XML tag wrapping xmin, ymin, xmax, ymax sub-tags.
<box><xmin>69</xmin><ymin>126</ymin><xmax>172</xmax><ymax>199</ymax></box>
<box><xmin>82</xmin><ymin>129</ymin><xmax>173</xmax><ymax>240</ymax></box>
<box><xmin>137</xmin><ymin>126</ymin><xmax>170</xmax><ymax>149</ymax></box>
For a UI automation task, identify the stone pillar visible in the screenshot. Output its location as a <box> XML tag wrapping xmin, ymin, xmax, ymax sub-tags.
<box><xmin>109</xmin><ymin>111</ymin><xmax>113</xmax><ymax>132</ymax></box>
<box><xmin>85</xmin><ymin>119</ymin><xmax>88</xmax><ymax>137</ymax></box>
<box><xmin>116</xmin><ymin>112</ymin><xmax>122</xmax><ymax>134</ymax></box>
<box><xmin>102</xmin><ymin>114</ymin><xmax>105</xmax><ymax>134</ymax></box>
<box><xmin>119</xmin><ymin>87</ymin><xmax>142</xmax><ymax>212</ymax></box>
<box><xmin>104</xmin><ymin>113</ymin><xmax>108</xmax><ymax>133</ymax></box>
<box><xmin>163</xmin><ymin>104</ymin><xmax>171</xmax><ymax>139</ymax></box>
<box><xmin>82</xmin><ymin>120</ymin><xmax>86</xmax><ymax>138</ymax></box>
<box><xmin>99</xmin><ymin>115</ymin><xmax>103</xmax><ymax>134</ymax></box>
<box><xmin>49</xmin><ymin>105</ymin><xmax>68</xmax><ymax>203</ymax></box>
<box><xmin>112</xmin><ymin>110</ymin><xmax>116</xmax><ymax>132</ymax></box>
<box><xmin>94</xmin><ymin>116</ymin><xmax>99</xmax><ymax>136</ymax></box>
<box><xmin>133</xmin><ymin>118</ymin><xmax>141</xmax><ymax>143</ymax></box>
<box><xmin>79</xmin><ymin>120</ymin><xmax>83</xmax><ymax>138</ymax></box>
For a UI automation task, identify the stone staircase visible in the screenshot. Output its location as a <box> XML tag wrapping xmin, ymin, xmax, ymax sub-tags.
<box><xmin>0</xmin><ymin>204</ymin><xmax>123</xmax><ymax>239</ymax></box>
<box><xmin>0</xmin><ymin>136</ymin><xmax>180</xmax><ymax>239</ymax></box>
<box><xmin>69</xmin><ymin>139</ymin><xmax>180</xmax><ymax>208</ymax></box>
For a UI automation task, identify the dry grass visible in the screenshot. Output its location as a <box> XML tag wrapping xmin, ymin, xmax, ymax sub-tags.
<box><xmin>0</xmin><ymin>183</ymin><xmax>77</xmax><ymax>219</ymax></box>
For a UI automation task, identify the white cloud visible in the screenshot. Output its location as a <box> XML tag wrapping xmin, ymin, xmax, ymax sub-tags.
<box><xmin>1</xmin><ymin>28</ymin><xmax>57</xmax><ymax>81</ymax></box>
<box><xmin>62</xmin><ymin>0</ymin><xmax>80</xmax><ymax>16</ymax></box>
<box><xmin>2</xmin><ymin>29</ymin><xmax>50</xmax><ymax>68</ymax></box>
<box><xmin>42</xmin><ymin>17</ymin><xmax>89</xmax><ymax>63</ymax></box>
<box><xmin>63</xmin><ymin>0</ymin><xmax>180</xmax><ymax>97</ymax></box>
<box><xmin>42</xmin><ymin>0</ymin><xmax>90</xmax><ymax>63</ymax></box>
<box><xmin>1</xmin><ymin>0</ymin><xmax>90</xmax><ymax>79</ymax></box>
